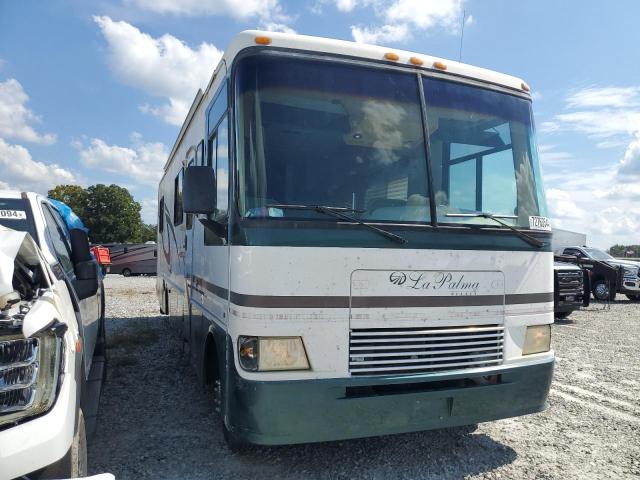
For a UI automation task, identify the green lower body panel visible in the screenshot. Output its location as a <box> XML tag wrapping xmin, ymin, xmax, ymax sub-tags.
<box><xmin>224</xmin><ymin>358</ymin><xmax>554</xmax><ymax>445</ymax></box>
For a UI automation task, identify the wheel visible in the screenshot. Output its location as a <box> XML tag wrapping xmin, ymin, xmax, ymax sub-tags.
<box><xmin>38</xmin><ymin>409</ymin><xmax>87</xmax><ymax>478</ymax></box>
<box><xmin>555</xmin><ymin>311</ymin><xmax>572</xmax><ymax>319</ymax></box>
<box><xmin>122</xmin><ymin>268</ymin><xmax>132</xmax><ymax>277</ymax></box>
<box><xmin>626</xmin><ymin>294</ymin><xmax>640</xmax><ymax>302</ymax></box>
<box><xmin>592</xmin><ymin>280</ymin><xmax>610</xmax><ymax>301</ymax></box>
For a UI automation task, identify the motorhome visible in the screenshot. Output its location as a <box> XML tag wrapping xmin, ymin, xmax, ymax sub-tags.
<box><xmin>105</xmin><ymin>243</ymin><xmax>157</xmax><ymax>276</ymax></box>
<box><xmin>157</xmin><ymin>31</ymin><xmax>554</xmax><ymax>447</ymax></box>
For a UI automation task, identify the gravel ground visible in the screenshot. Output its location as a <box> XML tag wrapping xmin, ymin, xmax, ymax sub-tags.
<box><xmin>89</xmin><ymin>275</ymin><xmax>640</xmax><ymax>479</ymax></box>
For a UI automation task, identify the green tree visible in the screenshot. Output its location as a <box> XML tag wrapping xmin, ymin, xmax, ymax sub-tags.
<box><xmin>140</xmin><ymin>223</ymin><xmax>157</xmax><ymax>243</ymax></box>
<box><xmin>83</xmin><ymin>184</ymin><xmax>144</xmax><ymax>243</ymax></box>
<box><xmin>47</xmin><ymin>185</ymin><xmax>88</xmax><ymax>219</ymax></box>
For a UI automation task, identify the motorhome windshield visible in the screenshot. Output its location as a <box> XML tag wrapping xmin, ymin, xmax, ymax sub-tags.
<box><xmin>236</xmin><ymin>54</ymin><xmax>547</xmax><ymax>228</ymax></box>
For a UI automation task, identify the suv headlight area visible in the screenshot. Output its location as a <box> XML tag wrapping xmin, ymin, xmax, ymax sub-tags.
<box><xmin>0</xmin><ymin>331</ymin><xmax>63</xmax><ymax>427</ymax></box>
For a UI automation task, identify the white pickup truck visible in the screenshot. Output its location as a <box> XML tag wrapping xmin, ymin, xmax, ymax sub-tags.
<box><xmin>0</xmin><ymin>191</ymin><xmax>105</xmax><ymax>479</ymax></box>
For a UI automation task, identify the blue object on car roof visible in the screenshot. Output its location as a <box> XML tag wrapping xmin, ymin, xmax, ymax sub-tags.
<box><xmin>48</xmin><ymin>198</ymin><xmax>89</xmax><ymax>233</ymax></box>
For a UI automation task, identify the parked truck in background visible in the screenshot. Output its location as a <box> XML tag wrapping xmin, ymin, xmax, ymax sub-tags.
<box><xmin>553</xmin><ymin>260</ymin><xmax>589</xmax><ymax>318</ymax></box>
<box><xmin>0</xmin><ymin>191</ymin><xmax>105</xmax><ymax>479</ymax></box>
<box><xmin>561</xmin><ymin>246</ymin><xmax>640</xmax><ymax>301</ymax></box>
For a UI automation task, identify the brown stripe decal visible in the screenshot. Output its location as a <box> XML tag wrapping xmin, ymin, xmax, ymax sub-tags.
<box><xmin>193</xmin><ymin>276</ymin><xmax>552</xmax><ymax>308</ymax></box>
<box><xmin>351</xmin><ymin>295</ymin><xmax>504</xmax><ymax>308</ymax></box>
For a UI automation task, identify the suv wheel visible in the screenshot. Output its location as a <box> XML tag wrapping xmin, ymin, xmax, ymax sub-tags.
<box><xmin>626</xmin><ymin>294</ymin><xmax>640</xmax><ymax>302</ymax></box>
<box><xmin>122</xmin><ymin>268</ymin><xmax>132</xmax><ymax>277</ymax></box>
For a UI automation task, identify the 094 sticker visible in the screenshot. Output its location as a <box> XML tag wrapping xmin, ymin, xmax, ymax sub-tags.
<box><xmin>0</xmin><ymin>209</ymin><xmax>27</xmax><ymax>220</ymax></box>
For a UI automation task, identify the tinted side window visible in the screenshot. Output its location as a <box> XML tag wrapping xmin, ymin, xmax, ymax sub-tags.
<box><xmin>42</xmin><ymin>204</ymin><xmax>74</xmax><ymax>273</ymax></box>
<box><xmin>158</xmin><ymin>197</ymin><xmax>164</xmax><ymax>233</ymax></box>
<box><xmin>173</xmin><ymin>169</ymin><xmax>183</xmax><ymax>225</ymax></box>
<box><xmin>216</xmin><ymin>116</ymin><xmax>229</xmax><ymax>217</ymax></box>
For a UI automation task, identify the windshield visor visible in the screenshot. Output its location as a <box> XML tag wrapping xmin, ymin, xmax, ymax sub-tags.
<box><xmin>423</xmin><ymin>77</ymin><xmax>547</xmax><ymax>227</ymax></box>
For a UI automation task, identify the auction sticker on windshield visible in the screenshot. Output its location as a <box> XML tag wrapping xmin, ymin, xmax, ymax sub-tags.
<box><xmin>529</xmin><ymin>216</ymin><xmax>551</xmax><ymax>231</ymax></box>
<box><xmin>0</xmin><ymin>210</ymin><xmax>27</xmax><ymax>220</ymax></box>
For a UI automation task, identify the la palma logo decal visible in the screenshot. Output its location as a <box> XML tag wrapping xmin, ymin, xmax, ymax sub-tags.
<box><xmin>389</xmin><ymin>271</ymin><xmax>407</xmax><ymax>285</ymax></box>
<box><xmin>388</xmin><ymin>271</ymin><xmax>480</xmax><ymax>295</ymax></box>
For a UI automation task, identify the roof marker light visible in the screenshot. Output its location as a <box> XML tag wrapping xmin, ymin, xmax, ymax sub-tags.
<box><xmin>409</xmin><ymin>56</ymin><xmax>424</xmax><ymax>66</ymax></box>
<box><xmin>433</xmin><ymin>61</ymin><xmax>447</xmax><ymax>70</ymax></box>
<box><xmin>255</xmin><ymin>36</ymin><xmax>272</xmax><ymax>45</ymax></box>
<box><xmin>384</xmin><ymin>52</ymin><xmax>400</xmax><ymax>61</ymax></box>
<box><xmin>521</xmin><ymin>82</ymin><xmax>530</xmax><ymax>92</ymax></box>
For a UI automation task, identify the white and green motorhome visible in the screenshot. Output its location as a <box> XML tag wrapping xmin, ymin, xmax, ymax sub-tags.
<box><xmin>156</xmin><ymin>30</ymin><xmax>554</xmax><ymax>447</ymax></box>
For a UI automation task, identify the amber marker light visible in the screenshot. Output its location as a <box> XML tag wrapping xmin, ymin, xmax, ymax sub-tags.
<box><xmin>433</xmin><ymin>61</ymin><xmax>447</xmax><ymax>70</ymax></box>
<box><xmin>384</xmin><ymin>52</ymin><xmax>400</xmax><ymax>61</ymax></box>
<box><xmin>521</xmin><ymin>82</ymin><xmax>531</xmax><ymax>92</ymax></box>
<box><xmin>254</xmin><ymin>36</ymin><xmax>272</xmax><ymax>45</ymax></box>
<box><xmin>409</xmin><ymin>56</ymin><xmax>424</xmax><ymax>66</ymax></box>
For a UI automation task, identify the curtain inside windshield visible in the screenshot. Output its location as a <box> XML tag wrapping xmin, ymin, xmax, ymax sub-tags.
<box><xmin>422</xmin><ymin>77</ymin><xmax>547</xmax><ymax>227</ymax></box>
<box><xmin>236</xmin><ymin>55</ymin><xmax>431</xmax><ymax>222</ymax></box>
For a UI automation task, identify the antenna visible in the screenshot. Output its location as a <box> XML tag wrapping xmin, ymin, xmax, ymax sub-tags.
<box><xmin>459</xmin><ymin>9</ymin><xmax>467</xmax><ymax>62</ymax></box>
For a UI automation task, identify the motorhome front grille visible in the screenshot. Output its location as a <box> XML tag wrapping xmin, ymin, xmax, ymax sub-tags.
<box><xmin>349</xmin><ymin>325</ymin><xmax>504</xmax><ymax>376</ymax></box>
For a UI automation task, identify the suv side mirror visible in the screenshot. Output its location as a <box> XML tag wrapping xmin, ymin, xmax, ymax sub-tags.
<box><xmin>69</xmin><ymin>228</ymin><xmax>99</xmax><ymax>300</ymax></box>
<box><xmin>183</xmin><ymin>166</ymin><xmax>216</xmax><ymax>214</ymax></box>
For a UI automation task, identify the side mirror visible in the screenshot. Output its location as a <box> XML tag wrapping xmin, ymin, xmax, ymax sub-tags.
<box><xmin>69</xmin><ymin>228</ymin><xmax>98</xmax><ymax>300</ymax></box>
<box><xmin>183</xmin><ymin>166</ymin><xmax>216</xmax><ymax>214</ymax></box>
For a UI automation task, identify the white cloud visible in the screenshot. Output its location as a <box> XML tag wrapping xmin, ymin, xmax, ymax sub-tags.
<box><xmin>546</xmin><ymin>188</ymin><xmax>584</xmax><ymax>219</ymax></box>
<box><xmin>125</xmin><ymin>0</ymin><xmax>295</xmax><ymax>33</ymax></box>
<box><xmin>617</xmin><ymin>131</ymin><xmax>640</xmax><ymax>182</ymax></box>
<box><xmin>545</xmin><ymin>85</ymin><xmax>640</xmax><ymax>139</ymax></box>
<box><xmin>0</xmin><ymin>138</ymin><xmax>76</xmax><ymax>193</ymax></box>
<box><xmin>566</xmin><ymin>86</ymin><xmax>640</xmax><ymax>109</ymax></box>
<box><xmin>351</xmin><ymin>24</ymin><xmax>410</xmax><ymax>44</ymax></box>
<box><xmin>346</xmin><ymin>0</ymin><xmax>465</xmax><ymax>44</ymax></box>
<box><xmin>94</xmin><ymin>16</ymin><xmax>223</xmax><ymax>126</ymax></box>
<box><xmin>74</xmin><ymin>132</ymin><xmax>168</xmax><ymax>186</ymax></box>
<box><xmin>0</xmin><ymin>79</ymin><xmax>56</xmax><ymax>145</ymax></box>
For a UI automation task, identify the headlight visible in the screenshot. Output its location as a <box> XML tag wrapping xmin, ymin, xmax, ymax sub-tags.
<box><xmin>0</xmin><ymin>331</ymin><xmax>62</xmax><ymax>427</ymax></box>
<box><xmin>623</xmin><ymin>267</ymin><xmax>638</xmax><ymax>277</ymax></box>
<box><xmin>522</xmin><ymin>325</ymin><xmax>551</xmax><ymax>355</ymax></box>
<box><xmin>238</xmin><ymin>336</ymin><xmax>310</xmax><ymax>372</ymax></box>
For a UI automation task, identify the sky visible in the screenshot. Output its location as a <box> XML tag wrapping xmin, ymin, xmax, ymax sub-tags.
<box><xmin>0</xmin><ymin>0</ymin><xmax>638</xmax><ymax>249</ymax></box>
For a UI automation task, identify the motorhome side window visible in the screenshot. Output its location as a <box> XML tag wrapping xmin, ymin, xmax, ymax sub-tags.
<box><xmin>173</xmin><ymin>169</ymin><xmax>183</xmax><ymax>225</ymax></box>
<box><xmin>215</xmin><ymin>116</ymin><xmax>229</xmax><ymax>217</ymax></box>
<box><xmin>186</xmin><ymin>155</ymin><xmax>195</xmax><ymax>230</ymax></box>
<box><xmin>158</xmin><ymin>197</ymin><xmax>164</xmax><ymax>233</ymax></box>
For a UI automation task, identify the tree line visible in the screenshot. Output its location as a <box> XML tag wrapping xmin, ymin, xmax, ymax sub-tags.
<box><xmin>48</xmin><ymin>184</ymin><xmax>156</xmax><ymax>244</ymax></box>
<box><xmin>608</xmin><ymin>244</ymin><xmax>640</xmax><ymax>258</ymax></box>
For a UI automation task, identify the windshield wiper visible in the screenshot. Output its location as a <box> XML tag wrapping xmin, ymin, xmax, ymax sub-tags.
<box><xmin>266</xmin><ymin>204</ymin><xmax>408</xmax><ymax>245</ymax></box>
<box><xmin>445</xmin><ymin>213</ymin><xmax>544</xmax><ymax>248</ymax></box>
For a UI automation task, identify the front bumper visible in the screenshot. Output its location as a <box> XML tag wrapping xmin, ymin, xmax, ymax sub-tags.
<box><xmin>0</xmin><ymin>369</ymin><xmax>75</xmax><ymax>479</ymax></box>
<box><xmin>225</xmin><ymin>357</ymin><xmax>554</xmax><ymax>445</ymax></box>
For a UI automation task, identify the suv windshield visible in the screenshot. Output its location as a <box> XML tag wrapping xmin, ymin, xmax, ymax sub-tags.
<box><xmin>0</xmin><ymin>198</ymin><xmax>37</xmax><ymax>241</ymax></box>
<box><xmin>236</xmin><ymin>54</ymin><xmax>547</xmax><ymax>228</ymax></box>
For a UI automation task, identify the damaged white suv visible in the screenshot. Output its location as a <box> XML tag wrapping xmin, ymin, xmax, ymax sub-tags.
<box><xmin>0</xmin><ymin>192</ymin><xmax>105</xmax><ymax>479</ymax></box>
